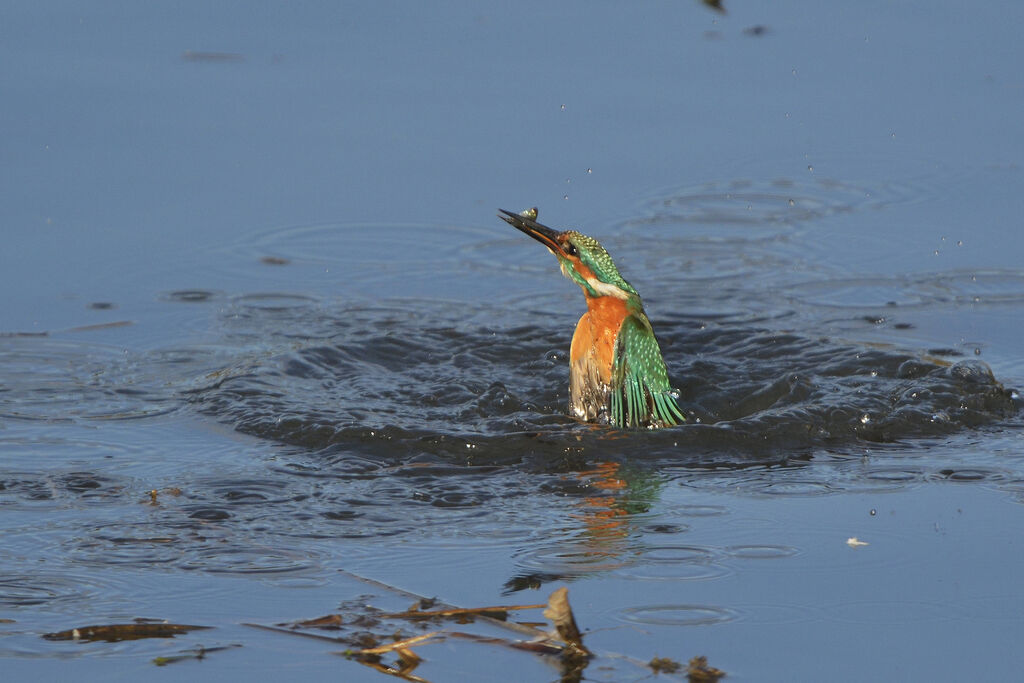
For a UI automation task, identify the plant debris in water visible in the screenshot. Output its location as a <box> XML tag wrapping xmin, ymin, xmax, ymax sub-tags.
<box><xmin>687</xmin><ymin>655</ymin><xmax>727</xmax><ymax>681</ymax></box>
<box><xmin>153</xmin><ymin>644</ymin><xmax>242</xmax><ymax>666</ymax></box>
<box><xmin>237</xmin><ymin>571</ymin><xmax>722</xmax><ymax>681</ymax></box>
<box><xmin>43</xmin><ymin>622</ymin><xmax>210</xmax><ymax>642</ymax></box>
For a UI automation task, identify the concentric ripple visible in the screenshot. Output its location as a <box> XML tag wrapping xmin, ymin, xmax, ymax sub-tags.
<box><xmin>0</xmin><ymin>337</ymin><xmax>180</xmax><ymax>422</ymax></box>
<box><xmin>618</xmin><ymin>603</ymin><xmax>738</xmax><ymax>627</ymax></box>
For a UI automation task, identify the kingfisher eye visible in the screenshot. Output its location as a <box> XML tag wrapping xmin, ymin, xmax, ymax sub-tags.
<box><xmin>564</xmin><ymin>242</ymin><xmax>578</xmax><ymax>257</ymax></box>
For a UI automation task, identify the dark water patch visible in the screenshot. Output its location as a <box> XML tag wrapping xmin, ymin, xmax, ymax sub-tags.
<box><xmin>186</xmin><ymin>300</ymin><xmax>1019</xmax><ymax>471</ymax></box>
<box><xmin>162</xmin><ymin>289</ymin><xmax>222</xmax><ymax>304</ymax></box>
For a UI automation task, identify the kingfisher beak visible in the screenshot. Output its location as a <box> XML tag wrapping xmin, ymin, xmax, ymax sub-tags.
<box><xmin>498</xmin><ymin>208</ymin><xmax>564</xmax><ymax>256</ymax></box>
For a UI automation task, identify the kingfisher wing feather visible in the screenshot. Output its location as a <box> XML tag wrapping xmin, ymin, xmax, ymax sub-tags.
<box><xmin>609</xmin><ymin>313</ymin><xmax>686</xmax><ymax>429</ymax></box>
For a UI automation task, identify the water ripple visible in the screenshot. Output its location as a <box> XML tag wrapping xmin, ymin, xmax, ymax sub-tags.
<box><xmin>618</xmin><ymin>603</ymin><xmax>738</xmax><ymax>627</ymax></box>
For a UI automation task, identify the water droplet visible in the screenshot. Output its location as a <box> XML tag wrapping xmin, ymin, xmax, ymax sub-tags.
<box><xmin>941</xmin><ymin>236</ymin><xmax>947</xmax><ymax>241</ymax></box>
<box><xmin>586</xmin><ymin>168</ymin><xmax>592</xmax><ymax>174</ymax></box>
<box><xmin>788</xmin><ymin>198</ymin><xmax>795</xmax><ymax>206</ymax></box>
<box><xmin>560</xmin><ymin>104</ymin><xmax>566</xmax><ymax>111</ymax></box>
<box><xmin>807</xmin><ymin>165</ymin><xmax>813</xmax><ymax>172</ymax></box>
<box><xmin>869</xmin><ymin>509</ymin><xmax>876</xmax><ymax>516</ymax></box>
<box><xmin>791</xmin><ymin>68</ymin><xmax>797</xmax><ymax>76</ymax></box>
<box><xmin>566</xmin><ymin>178</ymin><xmax>571</xmax><ymax>183</ymax></box>
<box><xmin>870</xmin><ymin>370</ymin><xmax>878</xmax><ymax>377</ymax></box>
<box><xmin>784</xmin><ymin>112</ymin><xmax>790</xmax><ymax>118</ymax></box>
<box><xmin>563</xmin><ymin>194</ymin><xmax>569</xmax><ymax>200</ymax></box>
<box><xmin>957</xmin><ymin>240</ymin><xmax>963</xmax><ymax>246</ymax></box>
<box><xmin>974</xmin><ymin>347</ymin><xmax>981</xmax><ymax>355</ymax></box>
<box><xmin>934</xmin><ymin>250</ymin><xmax>940</xmax><ymax>255</ymax></box>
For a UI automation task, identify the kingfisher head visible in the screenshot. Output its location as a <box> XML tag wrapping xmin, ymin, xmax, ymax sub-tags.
<box><xmin>499</xmin><ymin>208</ymin><xmax>638</xmax><ymax>301</ymax></box>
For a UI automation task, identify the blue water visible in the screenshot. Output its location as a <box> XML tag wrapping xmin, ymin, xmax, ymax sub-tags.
<box><xmin>3</xmin><ymin>2</ymin><xmax>1024</xmax><ymax>681</ymax></box>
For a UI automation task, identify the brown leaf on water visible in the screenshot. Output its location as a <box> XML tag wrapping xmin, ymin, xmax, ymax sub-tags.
<box><xmin>542</xmin><ymin>587</ymin><xmax>590</xmax><ymax>657</ymax></box>
<box><xmin>687</xmin><ymin>655</ymin><xmax>726</xmax><ymax>682</ymax></box>
<box><xmin>355</xmin><ymin>630</ymin><xmax>445</xmax><ymax>655</ymax></box>
<box><xmin>43</xmin><ymin>622</ymin><xmax>210</xmax><ymax>642</ymax></box>
<box><xmin>152</xmin><ymin>643</ymin><xmax>241</xmax><ymax>666</ymax></box>
<box><xmin>395</xmin><ymin>647</ymin><xmax>421</xmax><ymax>666</ymax></box>
<box><xmin>650</xmin><ymin>656</ymin><xmax>682</xmax><ymax>673</ymax></box>
<box><xmin>379</xmin><ymin>603</ymin><xmax>545</xmax><ymax>622</ymax></box>
<box><xmin>293</xmin><ymin>613</ymin><xmax>345</xmax><ymax>629</ymax></box>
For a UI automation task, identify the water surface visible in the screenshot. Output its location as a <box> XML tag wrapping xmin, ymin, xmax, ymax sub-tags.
<box><xmin>3</xmin><ymin>2</ymin><xmax>1024</xmax><ymax>681</ymax></box>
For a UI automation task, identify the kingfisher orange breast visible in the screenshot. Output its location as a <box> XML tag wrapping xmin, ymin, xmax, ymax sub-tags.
<box><xmin>569</xmin><ymin>295</ymin><xmax>630</xmax><ymax>384</ymax></box>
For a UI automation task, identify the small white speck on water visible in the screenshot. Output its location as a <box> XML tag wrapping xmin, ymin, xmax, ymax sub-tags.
<box><xmin>788</xmin><ymin>198</ymin><xmax>795</xmax><ymax>206</ymax></box>
<box><xmin>563</xmin><ymin>194</ymin><xmax>569</xmax><ymax>200</ymax></box>
<box><xmin>934</xmin><ymin>249</ymin><xmax>940</xmax><ymax>255</ymax></box>
<box><xmin>870</xmin><ymin>370</ymin><xmax>878</xmax><ymax>377</ymax></box>
<box><xmin>860</xmin><ymin>414</ymin><xmax>871</xmax><ymax>424</ymax></box>
<box><xmin>791</xmin><ymin>68</ymin><xmax>797</xmax><ymax>76</ymax></box>
<box><xmin>560</xmin><ymin>103</ymin><xmax>566</xmax><ymax>111</ymax></box>
<box><xmin>807</xmin><ymin>165</ymin><xmax>814</xmax><ymax>173</ymax></box>
<box><xmin>957</xmin><ymin>240</ymin><xmax>963</xmax><ymax>246</ymax></box>
<box><xmin>870</xmin><ymin>509</ymin><xmax>876</xmax><ymax>516</ymax></box>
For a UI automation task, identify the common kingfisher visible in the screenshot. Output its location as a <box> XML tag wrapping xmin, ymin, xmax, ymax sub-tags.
<box><xmin>499</xmin><ymin>208</ymin><xmax>685</xmax><ymax>429</ymax></box>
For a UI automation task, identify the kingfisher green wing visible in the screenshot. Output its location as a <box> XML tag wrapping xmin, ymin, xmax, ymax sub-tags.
<box><xmin>609</xmin><ymin>313</ymin><xmax>685</xmax><ymax>429</ymax></box>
